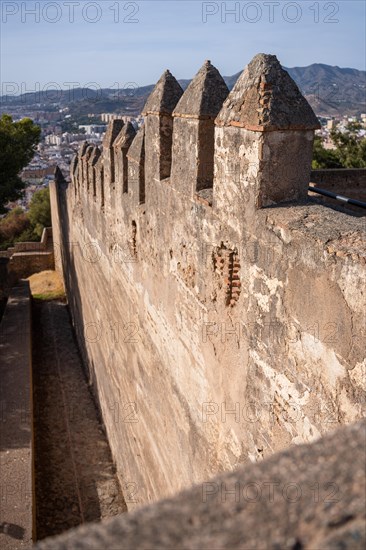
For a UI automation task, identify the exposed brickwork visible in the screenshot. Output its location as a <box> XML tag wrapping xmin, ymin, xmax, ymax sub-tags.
<box><xmin>213</xmin><ymin>245</ymin><xmax>241</xmax><ymax>307</ymax></box>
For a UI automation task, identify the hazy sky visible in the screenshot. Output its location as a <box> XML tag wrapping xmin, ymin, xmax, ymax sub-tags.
<box><xmin>0</xmin><ymin>0</ymin><xmax>365</xmax><ymax>92</ymax></box>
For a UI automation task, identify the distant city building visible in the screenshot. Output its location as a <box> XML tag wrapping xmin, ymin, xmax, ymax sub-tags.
<box><xmin>45</xmin><ymin>134</ymin><xmax>62</xmax><ymax>146</ymax></box>
<box><xmin>78</xmin><ymin>124</ymin><xmax>107</xmax><ymax>134</ymax></box>
<box><xmin>101</xmin><ymin>113</ymin><xmax>121</xmax><ymax>123</ymax></box>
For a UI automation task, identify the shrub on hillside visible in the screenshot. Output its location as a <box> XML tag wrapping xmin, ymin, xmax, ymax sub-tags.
<box><xmin>0</xmin><ymin>188</ymin><xmax>51</xmax><ymax>249</ymax></box>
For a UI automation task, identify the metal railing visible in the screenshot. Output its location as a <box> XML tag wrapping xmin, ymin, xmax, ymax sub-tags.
<box><xmin>309</xmin><ymin>186</ymin><xmax>366</xmax><ymax>209</ymax></box>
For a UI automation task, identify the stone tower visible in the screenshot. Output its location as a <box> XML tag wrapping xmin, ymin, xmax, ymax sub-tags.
<box><xmin>142</xmin><ymin>70</ymin><xmax>183</xmax><ymax>182</ymax></box>
<box><xmin>170</xmin><ymin>61</ymin><xmax>229</xmax><ymax>195</ymax></box>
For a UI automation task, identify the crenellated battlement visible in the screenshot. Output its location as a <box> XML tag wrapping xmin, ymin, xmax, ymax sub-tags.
<box><xmin>50</xmin><ymin>53</ymin><xmax>365</xmax><ymax>510</ymax></box>
<box><xmin>72</xmin><ymin>53</ymin><xmax>321</xmax><ymax>219</ymax></box>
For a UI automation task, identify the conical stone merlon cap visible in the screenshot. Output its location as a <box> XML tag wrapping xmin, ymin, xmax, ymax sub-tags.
<box><xmin>79</xmin><ymin>141</ymin><xmax>89</xmax><ymax>158</ymax></box>
<box><xmin>103</xmin><ymin>119</ymin><xmax>125</xmax><ymax>148</ymax></box>
<box><xmin>216</xmin><ymin>53</ymin><xmax>320</xmax><ymax>131</ymax></box>
<box><xmin>142</xmin><ymin>70</ymin><xmax>183</xmax><ymax>115</ymax></box>
<box><xmin>173</xmin><ymin>60</ymin><xmax>229</xmax><ymax>118</ymax></box>
<box><xmin>114</xmin><ymin>122</ymin><xmax>136</xmax><ymax>148</ymax></box>
<box><xmin>127</xmin><ymin>125</ymin><xmax>145</xmax><ymax>161</ymax></box>
<box><xmin>88</xmin><ymin>146</ymin><xmax>101</xmax><ymax>166</ymax></box>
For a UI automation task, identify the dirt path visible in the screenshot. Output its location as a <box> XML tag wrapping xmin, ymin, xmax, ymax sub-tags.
<box><xmin>32</xmin><ymin>300</ymin><xmax>127</xmax><ymax>541</ymax></box>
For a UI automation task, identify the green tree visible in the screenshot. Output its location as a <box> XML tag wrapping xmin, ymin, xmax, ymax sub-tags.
<box><xmin>0</xmin><ymin>114</ymin><xmax>41</xmax><ymax>213</ymax></box>
<box><xmin>330</xmin><ymin>122</ymin><xmax>366</xmax><ymax>168</ymax></box>
<box><xmin>0</xmin><ymin>207</ymin><xmax>30</xmax><ymax>250</ymax></box>
<box><xmin>312</xmin><ymin>136</ymin><xmax>342</xmax><ymax>169</ymax></box>
<box><xmin>0</xmin><ymin>188</ymin><xmax>51</xmax><ymax>249</ymax></box>
<box><xmin>28</xmin><ymin>187</ymin><xmax>51</xmax><ymax>239</ymax></box>
<box><xmin>312</xmin><ymin>123</ymin><xmax>366</xmax><ymax>169</ymax></box>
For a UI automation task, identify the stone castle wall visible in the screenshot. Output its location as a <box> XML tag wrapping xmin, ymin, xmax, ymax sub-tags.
<box><xmin>0</xmin><ymin>227</ymin><xmax>54</xmax><ymax>290</ymax></box>
<box><xmin>50</xmin><ymin>54</ymin><xmax>366</xmax><ymax>509</ymax></box>
<box><xmin>311</xmin><ymin>168</ymin><xmax>366</xmax><ymax>201</ymax></box>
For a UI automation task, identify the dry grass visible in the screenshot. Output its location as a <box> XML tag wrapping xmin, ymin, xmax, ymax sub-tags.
<box><xmin>27</xmin><ymin>270</ymin><xmax>66</xmax><ymax>301</ymax></box>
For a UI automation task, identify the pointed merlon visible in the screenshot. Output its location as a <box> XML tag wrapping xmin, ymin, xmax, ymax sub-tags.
<box><xmin>127</xmin><ymin>125</ymin><xmax>145</xmax><ymax>163</ymax></box>
<box><xmin>78</xmin><ymin>141</ymin><xmax>90</xmax><ymax>158</ymax></box>
<box><xmin>173</xmin><ymin>61</ymin><xmax>229</xmax><ymax>119</ymax></box>
<box><xmin>84</xmin><ymin>145</ymin><xmax>94</xmax><ymax>162</ymax></box>
<box><xmin>70</xmin><ymin>155</ymin><xmax>78</xmax><ymax>176</ymax></box>
<box><xmin>142</xmin><ymin>70</ymin><xmax>184</xmax><ymax>116</ymax></box>
<box><xmin>88</xmin><ymin>146</ymin><xmax>102</xmax><ymax>166</ymax></box>
<box><xmin>94</xmin><ymin>154</ymin><xmax>104</xmax><ymax>180</ymax></box>
<box><xmin>103</xmin><ymin>119</ymin><xmax>125</xmax><ymax>148</ymax></box>
<box><xmin>95</xmin><ymin>154</ymin><xmax>104</xmax><ymax>170</ymax></box>
<box><xmin>54</xmin><ymin>166</ymin><xmax>66</xmax><ymax>184</ymax></box>
<box><xmin>114</xmin><ymin>122</ymin><xmax>137</xmax><ymax>149</ymax></box>
<box><xmin>216</xmin><ymin>53</ymin><xmax>320</xmax><ymax>131</ymax></box>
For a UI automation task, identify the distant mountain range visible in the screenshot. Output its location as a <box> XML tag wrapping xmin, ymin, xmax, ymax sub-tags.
<box><xmin>1</xmin><ymin>63</ymin><xmax>365</xmax><ymax>118</ymax></box>
<box><xmin>285</xmin><ymin>64</ymin><xmax>366</xmax><ymax>116</ymax></box>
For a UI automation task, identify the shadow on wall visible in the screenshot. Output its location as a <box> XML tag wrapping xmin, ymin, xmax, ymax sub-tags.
<box><xmin>53</xmin><ymin>175</ymin><xmax>101</xmax><ymax>396</ymax></box>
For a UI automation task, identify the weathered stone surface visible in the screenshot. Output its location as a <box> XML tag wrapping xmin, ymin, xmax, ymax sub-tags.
<box><xmin>214</xmin><ymin>125</ymin><xmax>315</xmax><ymax>213</ymax></box>
<box><xmin>50</xmin><ymin>54</ymin><xmax>366</xmax><ymax>514</ymax></box>
<box><xmin>78</xmin><ymin>141</ymin><xmax>89</xmax><ymax>159</ymax></box>
<box><xmin>214</xmin><ymin>53</ymin><xmax>320</xmax><ymax>211</ymax></box>
<box><xmin>114</xmin><ymin>123</ymin><xmax>136</xmax><ymax>193</ymax></box>
<box><xmin>216</xmin><ymin>53</ymin><xmax>320</xmax><ymax>131</ymax></box>
<box><xmin>127</xmin><ymin>125</ymin><xmax>145</xmax><ymax>203</ymax></box>
<box><xmin>75</xmin><ymin>141</ymin><xmax>89</xmax><ymax>193</ymax></box>
<box><xmin>142</xmin><ymin>70</ymin><xmax>183</xmax><ymax>115</ymax></box>
<box><xmin>80</xmin><ymin>145</ymin><xmax>94</xmax><ymax>194</ymax></box>
<box><xmin>143</xmin><ymin>72</ymin><xmax>183</xmax><ymax>182</ymax></box>
<box><xmin>126</xmin><ymin>124</ymin><xmax>145</xmax><ymax>163</ymax></box>
<box><xmin>5</xmin><ymin>227</ymin><xmax>55</xmax><ymax>281</ymax></box>
<box><xmin>102</xmin><ymin>119</ymin><xmax>124</xmax><ymax>148</ymax></box>
<box><xmin>173</xmin><ymin>60</ymin><xmax>229</xmax><ymax>118</ymax></box>
<box><xmin>35</xmin><ymin>420</ymin><xmax>366</xmax><ymax>550</ymax></box>
<box><xmin>114</xmin><ymin>122</ymin><xmax>136</xmax><ymax>149</ymax></box>
<box><xmin>94</xmin><ymin>155</ymin><xmax>104</xmax><ymax>207</ymax></box>
<box><xmin>102</xmin><ymin>120</ymin><xmax>125</xmax><ymax>209</ymax></box>
<box><xmin>88</xmin><ymin>146</ymin><xmax>101</xmax><ymax>167</ymax></box>
<box><xmin>70</xmin><ymin>155</ymin><xmax>78</xmax><ymax>176</ymax></box>
<box><xmin>70</xmin><ymin>156</ymin><xmax>78</xmax><ymax>197</ymax></box>
<box><xmin>87</xmin><ymin>147</ymin><xmax>101</xmax><ymax>197</ymax></box>
<box><xmin>171</xmin><ymin>62</ymin><xmax>229</xmax><ymax>194</ymax></box>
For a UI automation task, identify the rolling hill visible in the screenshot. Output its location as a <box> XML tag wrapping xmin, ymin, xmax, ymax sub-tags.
<box><xmin>1</xmin><ymin>63</ymin><xmax>365</xmax><ymax>118</ymax></box>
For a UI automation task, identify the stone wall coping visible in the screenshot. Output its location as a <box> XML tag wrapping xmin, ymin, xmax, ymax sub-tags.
<box><xmin>261</xmin><ymin>203</ymin><xmax>366</xmax><ymax>264</ymax></box>
<box><xmin>34</xmin><ymin>420</ymin><xmax>366</xmax><ymax>550</ymax></box>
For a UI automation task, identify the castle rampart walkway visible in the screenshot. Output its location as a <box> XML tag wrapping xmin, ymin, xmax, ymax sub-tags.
<box><xmin>32</xmin><ymin>298</ymin><xmax>126</xmax><ymax>540</ymax></box>
<box><xmin>0</xmin><ymin>282</ymin><xmax>33</xmax><ymax>550</ymax></box>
